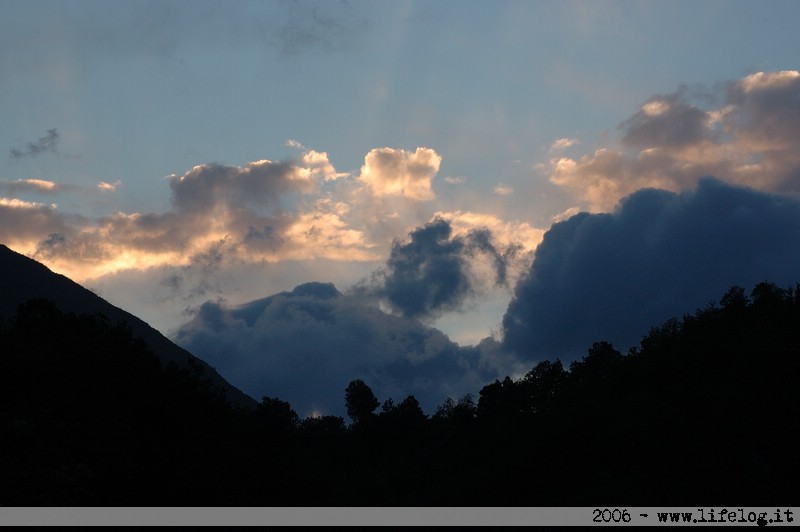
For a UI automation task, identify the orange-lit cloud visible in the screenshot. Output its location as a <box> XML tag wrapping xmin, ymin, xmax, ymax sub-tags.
<box><xmin>97</xmin><ymin>180</ymin><xmax>121</xmax><ymax>191</ymax></box>
<box><xmin>0</xmin><ymin>146</ymin><xmax>451</xmax><ymax>283</ymax></box>
<box><xmin>0</xmin><ymin>178</ymin><xmax>63</xmax><ymax>194</ymax></box>
<box><xmin>547</xmin><ymin>70</ymin><xmax>800</xmax><ymax>212</ymax></box>
<box><xmin>359</xmin><ymin>147</ymin><xmax>441</xmax><ymax>200</ymax></box>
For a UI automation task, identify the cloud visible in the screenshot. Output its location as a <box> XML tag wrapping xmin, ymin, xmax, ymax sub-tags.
<box><xmin>548</xmin><ymin>70</ymin><xmax>800</xmax><ymax>211</ymax></box>
<box><xmin>1</xmin><ymin>149</ymin><xmax>382</xmax><ymax>281</ymax></box>
<box><xmin>168</xmin><ymin>159</ymin><xmax>315</xmax><ymax>215</ymax></box>
<box><xmin>173</xmin><ymin>282</ymin><xmax>506</xmax><ymax>417</ymax></box>
<box><xmin>286</xmin><ymin>139</ymin><xmax>304</xmax><ymax>149</ymax></box>
<box><xmin>493</xmin><ymin>184</ymin><xmax>514</xmax><ymax>195</ymax></box>
<box><xmin>359</xmin><ymin>147</ymin><xmax>442</xmax><ymax>200</ymax></box>
<box><xmin>355</xmin><ymin>216</ymin><xmax>532</xmax><ymax>321</ymax></box>
<box><xmin>271</xmin><ymin>0</ymin><xmax>366</xmax><ymax>55</ymax></box>
<box><xmin>97</xmin><ymin>180</ymin><xmax>121</xmax><ymax>192</ymax></box>
<box><xmin>0</xmin><ymin>178</ymin><xmax>61</xmax><ymax>194</ymax></box>
<box><xmin>620</xmin><ymin>90</ymin><xmax>710</xmax><ymax>150</ymax></box>
<box><xmin>9</xmin><ymin>129</ymin><xmax>60</xmax><ymax>160</ymax></box>
<box><xmin>550</xmin><ymin>137</ymin><xmax>579</xmax><ymax>151</ymax></box>
<box><xmin>0</xmin><ymin>198</ymin><xmax>78</xmax><ymax>258</ymax></box>
<box><xmin>502</xmin><ymin>178</ymin><xmax>800</xmax><ymax>362</ymax></box>
<box><xmin>302</xmin><ymin>150</ymin><xmax>349</xmax><ymax>181</ymax></box>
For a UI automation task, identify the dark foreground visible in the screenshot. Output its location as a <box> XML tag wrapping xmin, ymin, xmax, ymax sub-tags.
<box><xmin>1</xmin><ymin>282</ymin><xmax>798</xmax><ymax>505</ymax></box>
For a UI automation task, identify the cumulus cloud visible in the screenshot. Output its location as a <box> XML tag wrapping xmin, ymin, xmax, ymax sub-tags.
<box><xmin>359</xmin><ymin>147</ymin><xmax>442</xmax><ymax>200</ymax></box>
<box><xmin>502</xmin><ymin>178</ymin><xmax>800</xmax><ymax>362</ymax></box>
<box><xmin>9</xmin><ymin>129</ymin><xmax>60</xmax><ymax>160</ymax></box>
<box><xmin>548</xmin><ymin>70</ymin><xmax>800</xmax><ymax>211</ymax></box>
<box><xmin>174</xmin><ymin>282</ymin><xmax>505</xmax><ymax>417</ymax></box>
<box><xmin>2</xmin><ymin>149</ymin><xmax>381</xmax><ymax>281</ymax></box>
<box><xmin>168</xmin><ymin>159</ymin><xmax>315</xmax><ymax>215</ymax></box>
<box><xmin>355</xmin><ymin>216</ymin><xmax>533</xmax><ymax>321</ymax></box>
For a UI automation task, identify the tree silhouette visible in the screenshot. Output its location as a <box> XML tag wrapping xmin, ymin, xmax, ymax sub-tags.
<box><xmin>519</xmin><ymin>359</ymin><xmax>567</xmax><ymax>415</ymax></box>
<box><xmin>258</xmin><ymin>396</ymin><xmax>299</xmax><ymax>434</ymax></box>
<box><xmin>344</xmin><ymin>379</ymin><xmax>379</xmax><ymax>425</ymax></box>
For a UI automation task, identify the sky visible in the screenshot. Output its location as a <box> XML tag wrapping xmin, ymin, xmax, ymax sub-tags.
<box><xmin>3</xmin><ymin>0</ymin><xmax>800</xmax><ymax>417</ymax></box>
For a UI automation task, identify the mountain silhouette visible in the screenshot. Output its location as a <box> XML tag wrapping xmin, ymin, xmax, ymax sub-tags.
<box><xmin>0</xmin><ymin>243</ymin><xmax>256</xmax><ymax>409</ymax></box>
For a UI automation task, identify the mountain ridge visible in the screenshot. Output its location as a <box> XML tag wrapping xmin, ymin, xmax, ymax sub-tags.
<box><xmin>0</xmin><ymin>243</ymin><xmax>257</xmax><ymax>409</ymax></box>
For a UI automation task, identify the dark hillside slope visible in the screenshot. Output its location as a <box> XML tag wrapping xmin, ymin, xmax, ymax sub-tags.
<box><xmin>0</xmin><ymin>244</ymin><xmax>256</xmax><ymax>409</ymax></box>
<box><xmin>0</xmin><ymin>299</ymin><xmax>274</xmax><ymax>505</ymax></box>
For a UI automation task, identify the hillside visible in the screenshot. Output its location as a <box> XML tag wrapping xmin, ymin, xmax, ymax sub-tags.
<box><xmin>0</xmin><ymin>244</ymin><xmax>256</xmax><ymax>410</ymax></box>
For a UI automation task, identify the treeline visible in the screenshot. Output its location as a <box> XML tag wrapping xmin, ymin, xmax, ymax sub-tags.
<box><xmin>1</xmin><ymin>282</ymin><xmax>798</xmax><ymax>505</ymax></box>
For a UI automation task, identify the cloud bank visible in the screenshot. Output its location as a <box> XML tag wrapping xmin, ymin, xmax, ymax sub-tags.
<box><xmin>548</xmin><ymin>71</ymin><xmax>800</xmax><ymax>211</ymax></box>
<box><xmin>502</xmin><ymin>178</ymin><xmax>800</xmax><ymax>362</ymax></box>
<box><xmin>0</xmin><ymin>149</ymin><xmax>381</xmax><ymax>281</ymax></box>
<box><xmin>174</xmin><ymin>282</ymin><xmax>505</xmax><ymax>417</ymax></box>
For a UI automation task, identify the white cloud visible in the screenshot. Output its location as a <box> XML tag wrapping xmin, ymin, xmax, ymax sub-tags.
<box><xmin>550</xmin><ymin>137</ymin><xmax>579</xmax><ymax>151</ymax></box>
<box><xmin>738</xmin><ymin>70</ymin><xmax>800</xmax><ymax>93</ymax></box>
<box><xmin>285</xmin><ymin>139</ymin><xmax>304</xmax><ymax>149</ymax></box>
<box><xmin>97</xmin><ymin>180</ymin><xmax>121</xmax><ymax>192</ymax></box>
<box><xmin>359</xmin><ymin>147</ymin><xmax>441</xmax><ymax>200</ymax></box>
<box><xmin>302</xmin><ymin>149</ymin><xmax>349</xmax><ymax>181</ymax></box>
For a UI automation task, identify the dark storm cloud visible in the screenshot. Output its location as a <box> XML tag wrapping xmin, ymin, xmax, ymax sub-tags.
<box><xmin>502</xmin><ymin>178</ymin><xmax>800</xmax><ymax>362</ymax></box>
<box><xmin>10</xmin><ymin>129</ymin><xmax>60</xmax><ymax>160</ymax></box>
<box><xmin>358</xmin><ymin>217</ymin><xmax>514</xmax><ymax>320</ymax></box>
<box><xmin>174</xmin><ymin>282</ymin><xmax>503</xmax><ymax>418</ymax></box>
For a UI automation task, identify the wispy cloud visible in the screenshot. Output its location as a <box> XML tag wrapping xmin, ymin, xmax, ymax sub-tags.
<box><xmin>493</xmin><ymin>184</ymin><xmax>513</xmax><ymax>196</ymax></box>
<box><xmin>9</xmin><ymin>129</ymin><xmax>60</xmax><ymax>160</ymax></box>
<box><xmin>272</xmin><ymin>0</ymin><xmax>367</xmax><ymax>55</ymax></box>
<box><xmin>0</xmin><ymin>178</ymin><xmax>61</xmax><ymax>194</ymax></box>
<box><xmin>550</xmin><ymin>137</ymin><xmax>578</xmax><ymax>151</ymax></box>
